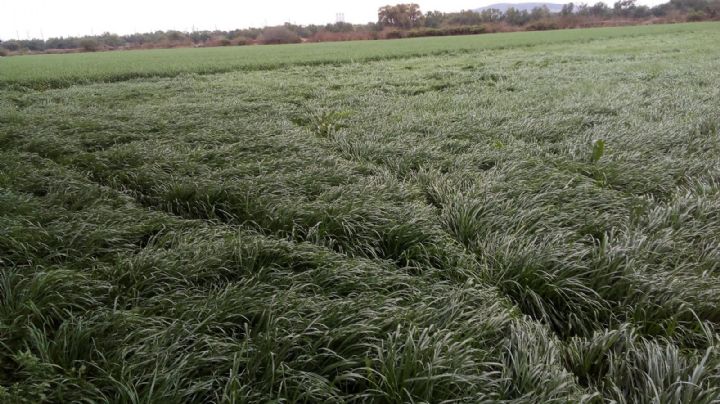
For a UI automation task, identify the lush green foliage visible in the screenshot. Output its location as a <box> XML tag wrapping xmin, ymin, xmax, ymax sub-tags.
<box><xmin>2</xmin><ymin>22</ymin><xmax>720</xmax><ymax>402</ymax></box>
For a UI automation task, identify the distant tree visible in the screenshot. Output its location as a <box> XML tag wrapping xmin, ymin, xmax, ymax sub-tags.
<box><xmin>589</xmin><ymin>1</ymin><xmax>611</xmax><ymax>16</ymax></box>
<box><xmin>561</xmin><ymin>3</ymin><xmax>575</xmax><ymax>15</ymax></box>
<box><xmin>687</xmin><ymin>9</ymin><xmax>707</xmax><ymax>19</ymax></box>
<box><xmin>505</xmin><ymin>7</ymin><xmax>531</xmax><ymax>25</ymax></box>
<box><xmin>229</xmin><ymin>27</ymin><xmax>262</xmax><ymax>40</ymax></box>
<box><xmin>378</xmin><ymin>4</ymin><xmax>423</xmax><ymax>28</ymax></box>
<box><xmin>668</xmin><ymin>0</ymin><xmax>710</xmax><ymax>11</ymax></box>
<box><xmin>79</xmin><ymin>38</ymin><xmax>99</xmax><ymax>52</ymax></box>
<box><xmin>98</xmin><ymin>32</ymin><xmax>123</xmax><ymax>47</ymax></box>
<box><xmin>165</xmin><ymin>31</ymin><xmax>187</xmax><ymax>42</ymax></box>
<box><xmin>631</xmin><ymin>5</ymin><xmax>652</xmax><ymax>17</ymax></box>
<box><xmin>424</xmin><ymin>10</ymin><xmax>445</xmax><ymax>27</ymax></box>
<box><xmin>650</xmin><ymin>2</ymin><xmax>670</xmax><ymax>15</ymax></box>
<box><xmin>575</xmin><ymin>2</ymin><xmax>591</xmax><ymax>15</ymax></box>
<box><xmin>1</xmin><ymin>40</ymin><xmax>19</xmax><ymax>51</ymax></box>
<box><xmin>614</xmin><ymin>0</ymin><xmax>637</xmax><ymax>16</ymax></box>
<box><xmin>324</xmin><ymin>22</ymin><xmax>355</xmax><ymax>33</ymax></box>
<box><xmin>46</xmin><ymin>37</ymin><xmax>80</xmax><ymax>49</ymax></box>
<box><xmin>530</xmin><ymin>6</ymin><xmax>552</xmax><ymax>20</ymax></box>
<box><xmin>447</xmin><ymin>10</ymin><xmax>484</xmax><ymax>25</ymax></box>
<box><xmin>258</xmin><ymin>27</ymin><xmax>301</xmax><ymax>45</ymax></box>
<box><xmin>17</xmin><ymin>39</ymin><xmax>46</xmax><ymax>51</ymax></box>
<box><xmin>708</xmin><ymin>0</ymin><xmax>720</xmax><ymax>17</ymax></box>
<box><xmin>480</xmin><ymin>8</ymin><xmax>504</xmax><ymax>22</ymax></box>
<box><xmin>189</xmin><ymin>31</ymin><xmax>213</xmax><ymax>44</ymax></box>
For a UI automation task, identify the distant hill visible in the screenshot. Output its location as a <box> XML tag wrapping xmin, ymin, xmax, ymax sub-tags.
<box><xmin>475</xmin><ymin>3</ymin><xmax>567</xmax><ymax>13</ymax></box>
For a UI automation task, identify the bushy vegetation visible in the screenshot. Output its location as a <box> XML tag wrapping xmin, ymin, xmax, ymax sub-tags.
<box><xmin>258</xmin><ymin>27</ymin><xmax>302</xmax><ymax>45</ymax></box>
<box><xmin>2</xmin><ymin>22</ymin><xmax>720</xmax><ymax>402</ymax></box>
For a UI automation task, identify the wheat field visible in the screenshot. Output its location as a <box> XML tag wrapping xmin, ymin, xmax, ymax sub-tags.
<box><xmin>2</xmin><ymin>22</ymin><xmax>720</xmax><ymax>402</ymax></box>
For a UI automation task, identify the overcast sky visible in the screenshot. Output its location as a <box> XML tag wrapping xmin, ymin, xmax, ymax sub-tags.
<box><xmin>1</xmin><ymin>0</ymin><xmax>668</xmax><ymax>40</ymax></box>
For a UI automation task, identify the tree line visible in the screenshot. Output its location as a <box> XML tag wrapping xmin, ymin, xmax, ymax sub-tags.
<box><xmin>1</xmin><ymin>0</ymin><xmax>718</xmax><ymax>55</ymax></box>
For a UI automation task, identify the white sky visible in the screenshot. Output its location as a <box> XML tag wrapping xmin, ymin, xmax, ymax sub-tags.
<box><xmin>1</xmin><ymin>0</ymin><xmax>668</xmax><ymax>40</ymax></box>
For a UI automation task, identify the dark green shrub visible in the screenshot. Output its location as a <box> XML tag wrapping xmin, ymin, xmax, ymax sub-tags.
<box><xmin>385</xmin><ymin>30</ymin><xmax>405</xmax><ymax>39</ymax></box>
<box><xmin>527</xmin><ymin>20</ymin><xmax>559</xmax><ymax>31</ymax></box>
<box><xmin>687</xmin><ymin>10</ymin><xmax>706</xmax><ymax>21</ymax></box>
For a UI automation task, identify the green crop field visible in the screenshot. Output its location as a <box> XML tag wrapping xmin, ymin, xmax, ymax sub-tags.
<box><xmin>0</xmin><ymin>22</ymin><xmax>717</xmax><ymax>90</ymax></box>
<box><xmin>2</xmin><ymin>21</ymin><xmax>720</xmax><ymax>402</ymax></box>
